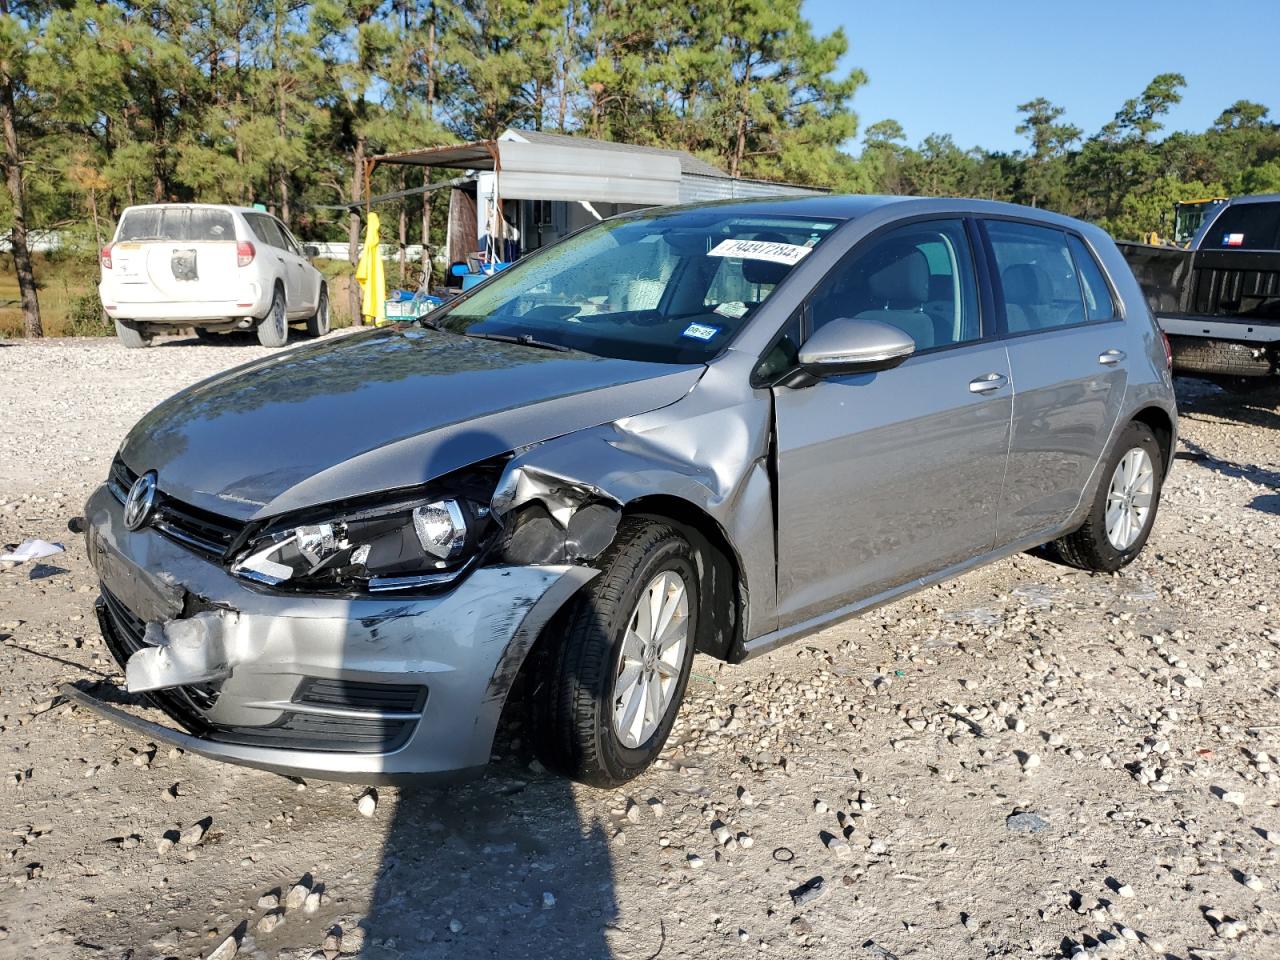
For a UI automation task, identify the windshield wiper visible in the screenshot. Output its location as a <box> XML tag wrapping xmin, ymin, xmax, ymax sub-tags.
<box><xmin>463</xmin><ymin>331</ymin><xmax>570</xmax><ymax>352</ymax></box>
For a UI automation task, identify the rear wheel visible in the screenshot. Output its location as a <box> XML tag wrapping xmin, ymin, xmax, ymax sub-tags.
<box><xmin>531</xmin><ymin>518</ymin><xmax>698</xmax><ymax>786</ymax></box>
<box><xmin>256</xmin><ymin>286</ymin><xmax>288</xmax><ymax>348</ymax></box>
<box><xmin>305</xmin><ymin>285</ymin><xmax>330</xmax><ymax>338</ymax></box>
<box><xmin>113</xmin><ymin>319</ymin><xmax>152</xmax><ymax>349</ymax></box>
<box><xmin>1049</xmin><ymin>421</ymin><xmax>1163</xmax><ymax>572</ymax></box>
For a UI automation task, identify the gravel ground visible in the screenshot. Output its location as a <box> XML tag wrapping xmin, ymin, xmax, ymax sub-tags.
<box><xmin>1</xmin><ymin>336</ymin><xmax>1279</xmax><ymax>960</ymax></box>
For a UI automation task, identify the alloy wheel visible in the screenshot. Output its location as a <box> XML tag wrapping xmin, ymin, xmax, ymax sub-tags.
<box><xmin>1105</xmin><ymin>447</ymin><xmax>1154</xmax><ymax>550</ymax></box>
<box><xmin>612</xmin><ymin>570</ymin><xmax>689</xmax><ymax>749</ymax></box>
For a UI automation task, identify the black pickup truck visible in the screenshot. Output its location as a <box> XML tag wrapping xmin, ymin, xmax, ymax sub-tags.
<box><xmin>1118</xmin><ymin>194</ymin><xmax>1280</xmax><ymax>388</ymax></box>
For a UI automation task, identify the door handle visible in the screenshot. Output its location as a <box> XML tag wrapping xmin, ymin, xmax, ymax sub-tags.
<box><xmin>1098</xmin><ymin>349</ymin><xmax>1126</xmax><ymax>365</ymax></box>
<box><xmin>969</xmin><ymin>372</ymin><xmax>1008</xmax><ymax>394</ymax></box>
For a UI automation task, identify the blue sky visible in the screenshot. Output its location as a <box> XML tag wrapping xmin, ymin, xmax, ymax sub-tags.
<box><xmin>803</xmin><ymin>0</ymin><xmax>1280</xmax><ymax>155</ymax></box>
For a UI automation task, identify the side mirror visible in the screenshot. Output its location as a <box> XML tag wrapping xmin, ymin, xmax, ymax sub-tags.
<box><xmin>796</xmin><ymin>318</ymin><xmax>915</xmax><ymax>379</ymax></box>
<box><xmin>302</xmin><ymin>244</ymin><xmax>320</xmax><ymax>258</ymax></box>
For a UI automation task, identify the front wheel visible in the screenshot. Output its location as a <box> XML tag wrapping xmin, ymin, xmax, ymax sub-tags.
<box><xmin>305</xmin><ymin>285</ymin><xmax>330</xmax><ymax>338</ymax></box>
<box><xmin>531</xmin><ymin>519</ymin><xmax>698</xmax><ymax>786</ymax></box>
<box><xmin>256</xmin><ymin>286</ymin><xmax>289</xmax><ymax>348</ymax></box>
<box><xmin>1049</xmin><ymin>420</ymin><xmax>1164</xmax><ymax>572</ymax></box>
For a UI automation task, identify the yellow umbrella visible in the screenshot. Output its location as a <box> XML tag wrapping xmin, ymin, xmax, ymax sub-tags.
<box><xmin>354</xmin><ymin>211</ymin><xmax>386</xmax><ymax>325</ymax></box>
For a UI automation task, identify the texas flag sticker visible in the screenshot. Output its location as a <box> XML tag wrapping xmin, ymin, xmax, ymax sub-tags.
<box><xmin>1223</xmin><ymin>232</ymin><xmax>1245</xmax><ymax>246</ymax></box>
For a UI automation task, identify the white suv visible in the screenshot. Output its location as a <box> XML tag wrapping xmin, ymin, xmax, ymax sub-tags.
<box><xmin>98</xmin><ymin>204</ymin><xmax>330</xmax><ymax>348</ymax></box>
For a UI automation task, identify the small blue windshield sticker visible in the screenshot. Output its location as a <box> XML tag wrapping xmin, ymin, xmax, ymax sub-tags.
<box><xmin>682</xmin><ymin>322</ymin><xmax>720</xmax><ymax>341</ymax></box>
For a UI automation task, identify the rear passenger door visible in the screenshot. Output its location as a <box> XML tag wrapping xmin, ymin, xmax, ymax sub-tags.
<box><xmin>772</xmin><ymin>218</ymin><xmax>1012</xmax><ymax>627</ymax></box>
<box><xmin>246</xmin><ymin>214</ymin><xmax>302</xmax><ymax>312</ymax></box>
<box><xmin>981</xmin><ymin>219</ymin><xmax>1129</xmax><ymax>545</ymax></box>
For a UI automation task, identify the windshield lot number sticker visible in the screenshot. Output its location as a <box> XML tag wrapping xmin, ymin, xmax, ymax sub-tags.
<box><xmin>708</xmin><ymin>238</ymin><xmax>813</xmax><ymax>266</ymax></box>
<box><xmin>682</xmin><ymin>322</ymin><xmax>720</xmax><ymax>341</ymax></box>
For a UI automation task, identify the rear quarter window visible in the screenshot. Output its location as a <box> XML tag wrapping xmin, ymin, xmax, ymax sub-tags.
<box><xmin>1066</xmin><ymin>235</ymin><xmax>1117</xmax><ymax>322</ymax></box>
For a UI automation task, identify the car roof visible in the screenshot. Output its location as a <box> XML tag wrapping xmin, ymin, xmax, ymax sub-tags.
<box><xmin>120</xmin><ymin>203</ymin><xmax>265</xmax><ymax>215</ymax></box>
<box><xmin>632</xmin><ymin>194</ymin><xmax>1102</xmax><ymax>233</ymax></box>
<box><xmin>1225</xmin><ymin>193</ymin><xmax>1280</xmax><ymax>206</ymax></box>
<box><xmin>639</xmin><ymin>195</ymin><xmax>910</xmax><ymax>221</ymax></box>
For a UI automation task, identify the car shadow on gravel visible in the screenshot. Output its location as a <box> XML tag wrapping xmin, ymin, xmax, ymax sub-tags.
<box><xmin>362</xmin><ymin>768</ymin><xmax>618</xmax><ymax>959</ymax></box>
<box><xmin>355</xmin><ymin>617</ymin><xmax>620</xmax><ymax>958</ymax></box>
<box><xmin>1175</xmin><ymin>436</ymin><xmax>1280</xmax><ymax>490</ymax></box>
<box><xmin>1174</xmin><ymin>376</ymin><xmax>1280</xmax><ymax>431</ymax></box>
<box><xmin>1249</xmin><ymin>493</ymin><xmax>1280</xmax><ymax>515</ymax></box>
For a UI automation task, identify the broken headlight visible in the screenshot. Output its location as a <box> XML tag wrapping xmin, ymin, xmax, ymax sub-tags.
<box><xmin>231</xmin><ymin>497</ymin><xmax>489</xmax><ymax>594</ymax></box>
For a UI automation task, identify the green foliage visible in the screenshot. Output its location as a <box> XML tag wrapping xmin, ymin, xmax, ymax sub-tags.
<box><xmin>854</xmin><ymin>76</ymin><xmax>1279</xmax><ymax>242</ymax></box>
<box><xmin>65</xmin><ymin>291</ymin><xmax>112</xmax><ymax>336</ymax></box>
<box><xmin>0</xmin><ymin>0</ymin><xmax>1275</xmax><ymax>328</ymax></box>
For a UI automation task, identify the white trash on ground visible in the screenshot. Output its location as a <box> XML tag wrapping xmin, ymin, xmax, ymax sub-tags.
<box><xmin>0</xmin><ymin>539</ymin><xmax>64</xmax><ymax>563</ymax></box>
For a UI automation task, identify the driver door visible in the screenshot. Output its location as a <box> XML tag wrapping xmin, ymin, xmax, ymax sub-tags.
<box><xmin>771</xmin><ymin>218</ymin><xmax>1013</xmax><ymax>627</ymax></box>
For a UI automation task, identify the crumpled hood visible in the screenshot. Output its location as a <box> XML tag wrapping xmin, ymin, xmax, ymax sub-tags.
<box><xmin>119</xmin><ymin>326</ymin><xmax>703</xmax><ymax>520</ymax></box>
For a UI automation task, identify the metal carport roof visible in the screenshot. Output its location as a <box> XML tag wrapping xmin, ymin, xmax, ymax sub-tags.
<box><xmin>367</xmin><ymin>138</ymin><xmax>683</xmax><ymax>207</ymax></box>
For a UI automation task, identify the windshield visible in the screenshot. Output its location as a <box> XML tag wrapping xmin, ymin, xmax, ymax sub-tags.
<box><xmin>435</xmin><ymin>209</ymin><xmax>839</xmax><ymax>363</ymax></box>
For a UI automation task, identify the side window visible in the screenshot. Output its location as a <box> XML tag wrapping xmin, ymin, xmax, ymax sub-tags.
<box><xmin>274</xmin><ymin>218</ymin><xmax>300</xmax><ymax>254</ymax></box>
<box><xmin>985</xmin><ymin>220</ymin><xmax>1084</xmax><ymax>334</ymax></box>
<box><xmin>247</xmin><ymin>214</ymin><xmax>285</xmax><ymax>248</ymax></box>
<box><xmin>754</xmin><ymin>309</ymin><xmax>803</xmax><ymax>384</ymax></box>
<box><xmin>809</xmin><ymin>219</ymin><xmax>981</xmax><ymax>351</ymax></box>
<box><xmin>1066</xmin><ymin>234</ymin><xmax>1117</xmax><ymax>322</ymax></box>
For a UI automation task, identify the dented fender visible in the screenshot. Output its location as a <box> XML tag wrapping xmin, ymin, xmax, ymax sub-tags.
<box><xmin>486</xmin><ymin>354</ymin><xmax>779</xmax><ymax>645</ymax></box>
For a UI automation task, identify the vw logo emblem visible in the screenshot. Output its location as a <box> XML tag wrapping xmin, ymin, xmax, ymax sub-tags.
<box><xmin>123</xmin><ymin>471</ymin><xmax>158</xmax><ymax>531</ymax></box>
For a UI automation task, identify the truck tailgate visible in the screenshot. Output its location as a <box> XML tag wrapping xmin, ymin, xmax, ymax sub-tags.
<box><xmin>1188</xmin><ymin>248</ymin><xmax>1280</xmax><ymax>321</ymax></box>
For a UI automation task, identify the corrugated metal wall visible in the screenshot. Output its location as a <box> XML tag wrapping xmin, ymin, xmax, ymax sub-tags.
<box><xmin>677</xmin><ymin>175</ymin><xmax>825</xmax><ymax>204</ymax></box>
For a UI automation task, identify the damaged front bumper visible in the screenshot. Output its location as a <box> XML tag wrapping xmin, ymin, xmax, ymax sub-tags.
<box><xmin>77</xmin><ymin>484</ymin><xmax>596</xmax><ymax>783</ymax></box>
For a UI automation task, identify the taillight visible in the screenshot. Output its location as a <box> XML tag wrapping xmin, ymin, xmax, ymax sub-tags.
<box><xmin>1160</xmin><ymin>330</ymin><xmax>1173</xmax><ymax>371</ymax></box>
<box><xmin>100</xmin><ymin>244</ymin><xmax>112</xmax><ymax>270</ymax></box>
<box><xmin>237</xmin><ymin>240</ymin><xmax>255</xmax><ymax>267</ymax></box>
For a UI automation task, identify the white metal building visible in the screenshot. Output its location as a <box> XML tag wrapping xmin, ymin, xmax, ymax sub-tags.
<box><xmin>366</xmin><ymin>129</ymin><xmax>825</xmax><ymax>267</ymax></box>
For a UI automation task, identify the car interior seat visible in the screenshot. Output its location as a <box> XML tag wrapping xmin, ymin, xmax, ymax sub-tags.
<box><xmin>740</xmin><ymin>232</ymin><xmax>793</xmax><ymax>293</ymax></box>
<box><xmin>850</xmin><ymin>243</ymin><xmax>936</xmax><ymax>350</ymax></box>
<box><xmin>1001</xmin><ymin>262</ymin><xmax>1052</xmax><ymax>332</ymax></box>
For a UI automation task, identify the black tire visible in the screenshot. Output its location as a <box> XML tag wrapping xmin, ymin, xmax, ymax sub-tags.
<box><xmin>114</xmin><ymin>318</ymin><xmax>152</xmax><ymax>348</ymax></box>
<box><xmin>1050</xmin><ymin>421</ymin><xmax>1164</xmax><ymax>572</ymax></box>
<box><xmin>305</xmin><ymin>285</ymin><xmax>330</xmax><ymax>338</ymax></box>
<box><xmin>256</xmin><ymin>285</ymin><xmax>289</xmax><ymax>347</ymax></box>
<box><xmin>193</xmin><ymin>327</ymin><xmax>223</xmax><ymax>343</ymax></box>
<box><xmin>1169</xmin><ymin>336</ymin><xmax>1273</xmax><ymax>378</ymax></box>
<box><xmin>530</xmin><ymin>518</ymin><xmax>699</xmax><ymax>786</ymax></box>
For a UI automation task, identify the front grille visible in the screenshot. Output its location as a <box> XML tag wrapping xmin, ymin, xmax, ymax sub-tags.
<box><xmin>296</xmin><ymin>677</ymin><xmax>427</xmax><ymax>713</ymax></box>
<box><xmin>108</xmin><ymin>457</ymin><xmax>243</xmax><ymax>559</ymax></box>
<box><xmin>107</xmin><ymin>457</ymin><xmax>134</xmax><ymax>502</ymax></box>
<box><xmin>214</xmin><ymin>679</ymin><xmax>426</xmax><ymax>753</ymax></box>
<box><xmin>212</xmin><ymin>712</ymin><xmax>418</xmax><ymax>753</ymax></box>
<box><xmin>96</xmin><ymin>583</ymin><xmax>422</xmax><ymax>755</ymax></box>
<box><xmin>96</xmin><ymin>586</ymin><xmax>219</xmax><ymax>729</ymax></box>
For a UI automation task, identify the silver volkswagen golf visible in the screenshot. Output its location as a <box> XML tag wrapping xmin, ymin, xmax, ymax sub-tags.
<box><xmin>73</xmin><ymin>196</ymin><xmax>1176</xmax><ymax>786</ymax></box>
